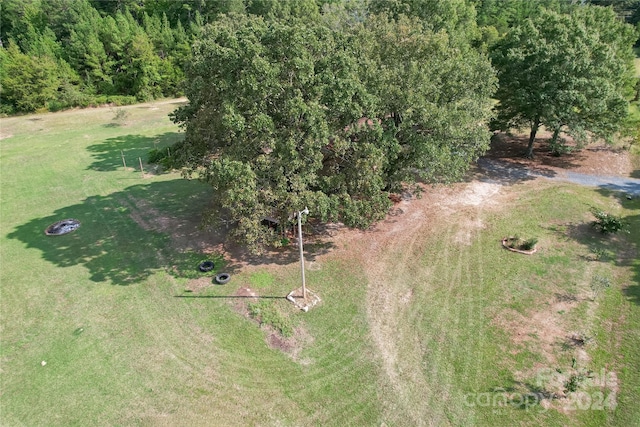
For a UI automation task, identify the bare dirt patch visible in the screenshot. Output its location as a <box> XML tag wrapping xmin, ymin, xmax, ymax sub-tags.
<box><xmin>448</xmin><ymin>181</ymin><xmax>502</xmax><ymax>207</ymax></box>
<box><xmin>493</xmin><ymin>297</ymin><xmax>579</xmax><ymax>367</ymax></box>
<box><xmin>230</xmin><ymin>286</ymin><xmax>259</xmax><ymax>315</ymax></box>
<box><xmin>183</xmin><ymin>277</ymin><xmax>212</xmax><ymax>293</ymax></box>
<box><xmin>488</xmin><ymin>131</ymin><xmax>635</xmax><ymax>177</ymax></box>
<box><xmin>266</xmin><ymin>326</ymin><xmax>314</xmax><ymax>363</ymax></box>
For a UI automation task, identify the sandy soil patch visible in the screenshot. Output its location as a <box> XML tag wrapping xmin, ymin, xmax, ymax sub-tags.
<box><xmin>488</xmin><ymin>132</ymin><xmax>636</xmax><ymax>177</ymax></box>
<box><xmin>493</xmin><ymin>297</ymin><xmax>580</xmax><ymax>367</ymax></box>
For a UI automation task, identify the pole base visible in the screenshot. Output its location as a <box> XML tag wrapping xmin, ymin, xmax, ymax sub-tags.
<box><xmin>286</xmin><ymin>287</ymin><xmax>321</xmax><ymax>312</ymax></box>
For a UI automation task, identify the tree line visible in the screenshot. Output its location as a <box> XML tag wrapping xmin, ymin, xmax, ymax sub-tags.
<box><xmin>1</xmin><ymin>0</ymin><xmax>638</xmax><ymax>115</ymax></box>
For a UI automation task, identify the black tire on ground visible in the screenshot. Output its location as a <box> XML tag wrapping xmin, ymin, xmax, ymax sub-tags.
<box><xmin>44</xmin><ymin>219</ymin><xmax>81</xmax><ymax>236</ymax></box>
<box><xmin>214</xmin><ymin>273</ymin><xmax>231</xmax><ymax>284</ymax></box>
<box><xmin>198</xmin><ymin>261</ymin><xmax>215</xmax><ymax>272</ymax></box>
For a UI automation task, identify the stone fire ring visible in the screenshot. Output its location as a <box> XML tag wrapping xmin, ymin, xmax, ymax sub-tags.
<box><xmin>45</xmin><ymin>219</ymin><xmax>81</xmax><ymax>236</ymax></box>
<box><xmin>501</xmin><ymin>237</ymin><xmax>537</xmax><ymax>255</ymax></box>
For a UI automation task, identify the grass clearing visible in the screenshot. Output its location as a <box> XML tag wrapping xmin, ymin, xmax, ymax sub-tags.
<box><xmin>1</xmin><ymin>100</ymin><xmax>638</xmax><ymax>426</ymax></box>
<box><xmin>0</xmin><ymin>101</ymin><xmax>382</xmax><ymax>426</ymax></box>
<box><xmin>333</xmin><ymin>179</ymin><xmax>639</xmax><ymax>425</ymax></box>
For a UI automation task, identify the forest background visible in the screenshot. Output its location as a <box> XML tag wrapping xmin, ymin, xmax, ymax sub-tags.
<box><xmin>1</xmin><ymin>0</ymin><xmax>638</xmax><ymax>116</ymax></box>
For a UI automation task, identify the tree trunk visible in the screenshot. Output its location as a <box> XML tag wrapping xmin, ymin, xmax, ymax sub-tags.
<box><xmin>550</xmin><ymin>125</ymin><xmax>562</xmax><ymax>145</ymax></box>
<box><xmin>392</xmin><ymin>111</ymin><xmax>402</xmax><ymax>128</ymax></box>
<box><xmin>526</xmin><ymin>119</ymin><xmax>540</xmax><ymax>158</ymax></box>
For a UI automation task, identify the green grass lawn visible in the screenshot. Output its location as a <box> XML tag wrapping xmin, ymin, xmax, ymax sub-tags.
<box><xmin>1</xmin><ymin>101</ymin><xmax>638</xmax><ymax>426</ymax></box>
<box><xmin>346</xmin><ymin>179</ymin><xmax>639</xmax><ymax>426</ymax></box>
<box><xmin>0</xmin><ymin>101</ymin><xmax>383</xmax><ymax>426</ymax></box>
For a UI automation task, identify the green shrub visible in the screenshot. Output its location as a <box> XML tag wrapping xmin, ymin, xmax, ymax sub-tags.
<box><xmin>107</xmin><ymin>95</ymin><xmax>137</xmax><ymax>106</ymax></box>
<box><xmin>549</xmin><ymin>138</ymin><xmax>573</xmax><ymax>156</ymax></box>
<box><xmin>564</xmin><ymin>372</ymin><xmax>587</xmax><ymax>393</ymax></box>
<box><xmin>590</xmin><ymin>207</ymin><xmax>627</xmax><ymax>234</ymax></box>
<box><xmin>520</xmin><ymin>237</ymin><xmax>538</xmax><ymax>250</ymax></box>
<box><xmin>248</xmin><ymin>300</ymin><xmax>293</xmax><ymax>337</ymax></box>
<box><xmin>147</xmin><ymin>146</ymin><xmax>177</xmax><ymax>170</ymax></box>
<box><xmin>505</xmin><ymin>235</ymin><xmax>538</xmax><ymax>251</ymax></box>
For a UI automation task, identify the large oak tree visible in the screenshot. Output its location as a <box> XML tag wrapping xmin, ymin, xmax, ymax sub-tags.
<box><xmin>172</xmin><ymin>14</ymin><xmax>496</xmax><ymax>252</ymax></box>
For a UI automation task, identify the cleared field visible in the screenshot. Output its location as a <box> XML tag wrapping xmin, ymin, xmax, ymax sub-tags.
<box><xmin>1</xmin><ymin>101</ymin><xmax>638</xmax><ymax>426</ymax></box>
<box><xmin>343</xmin><ymin>179</ymin><xmax>639</xmax><ymax>426</ymax></box>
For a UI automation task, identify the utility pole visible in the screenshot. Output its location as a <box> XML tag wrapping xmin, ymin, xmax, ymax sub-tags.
<box><xmin>297</xmin><ymin>207</ymin><xmax>309</xmax><ymax>300</ymax></box>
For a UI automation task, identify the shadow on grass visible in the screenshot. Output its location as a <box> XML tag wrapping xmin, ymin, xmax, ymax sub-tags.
<box><xmin>175</xmin><ymin>295</ymin><xmax>286</xmax><ymax>299</ymax></box>
<box><xmin>553</xmin><ymin>190</ymin><xmax>640</xmax><ymax>306</ymax></box>
<box><xmin>7</xmin><ymin>179</ymin><xmax>333</xmax><ymax>286</ymax></box>
<box><xmin>471</xmin><ymin>157</ymin><xmax>556</xmax><ymax>186</ymax></box>
<box><xmin>6</xmin><ymin>179</ymin><xmax>213</xmax><ymax>285</ymax></box>
<box><xmin>86</xmin><ymin>132</ymin><xmax>183</xmax><ymax>172</ymax></box>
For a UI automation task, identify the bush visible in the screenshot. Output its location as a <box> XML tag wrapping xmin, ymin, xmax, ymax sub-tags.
<box><xmin>248</xmin><ymin>300</ymin><xmax>293</xmax><ymax>337</ymax></box>
<box><xmin>520</xmin><ymin>237</ymin><xmax>538</xmax><ymax>251</ymax></box>
<box><xmin>106</xmin><ymin>95</ymin><xmax>137</xmax><ymax>106</ymax></box>
<box><xmin>505</xmin><ymin>235</ymin><xmax>538</xmax><ymax>251</ymax></box>
<box><xmin>549</xmin><ymin>138</ymin><xmax>573</xmax><ymax>156</ymax></box>
<box><xmin>147</xmin><ymin>145</ymin><xmax>178</xmax><ymax>170</ymax></box>
<box><xmin>564</xmin><ymin>373</ymin><xmax>586</xmax><ymax>393</ymax></box>
<box><xmin>590</xmin><ymin>207</ymin><xmax>627</xmax><ymax>234</ymax></box>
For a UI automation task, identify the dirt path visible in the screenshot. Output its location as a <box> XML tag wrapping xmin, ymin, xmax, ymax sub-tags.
<box><xmin>325</xmin><ymin>180</ymin><xmax>507</xmax><ymax>425</ymax></box>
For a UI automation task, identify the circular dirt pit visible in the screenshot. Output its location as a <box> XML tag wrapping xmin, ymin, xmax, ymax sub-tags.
<box><xmin>45</xmin><ymin>219</ymin><xmax>81</xmax><ymax>236</ymax></box>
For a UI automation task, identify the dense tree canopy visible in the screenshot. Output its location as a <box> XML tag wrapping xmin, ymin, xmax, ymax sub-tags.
<box><xmin>0</xmin><ymin>0</ymin><xmax>190</xmax><ymax>113</ymax></box>
<box><xmin>1</xmin><ymin>0</ymin><xmax>637</xmax><ymax>251</ymax></box>
<box><xmin>171</xmin><ymin>13</ymin><xmax>496</xmax><ymax>252</ymax></box>
<box><xmin>490</xmin><ymin>6</ymin><xmax>637</xmax><ymax>157</ymax></box>
<box><xmin>1</xmin><ymin>0</ymin><xmax>636</xmax><ymax>114</ymax></box>
<box><xmin>473</xmin><ymin>0</ymin><xmax>574</xmax><ymax>34</ymax></box>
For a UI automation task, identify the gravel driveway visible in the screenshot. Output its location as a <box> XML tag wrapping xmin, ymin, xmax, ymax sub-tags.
<box><xmin>477</xmin><ymin>158</ymin><xmax>640</xmax><ymax>196</ymax></box>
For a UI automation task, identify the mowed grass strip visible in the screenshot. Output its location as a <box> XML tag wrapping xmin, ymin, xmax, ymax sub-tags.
<box><xmin>358</xmin><ymin>181</ymin><xmax>639</xmax><ymax>426</ymax></box>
